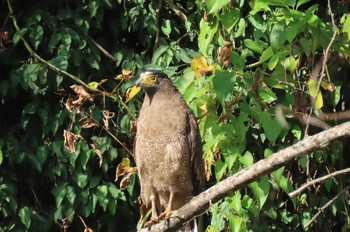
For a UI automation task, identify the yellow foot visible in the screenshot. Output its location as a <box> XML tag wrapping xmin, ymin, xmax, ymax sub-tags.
<box><xmin>159</xmin><ymin>209</ymin><xmax>173</xmax><ymax>219</ymax></box>
<box><xmin>144</xmin><ymin>217</ymin><xmax>159</xmax><ymax>228</ymax></box>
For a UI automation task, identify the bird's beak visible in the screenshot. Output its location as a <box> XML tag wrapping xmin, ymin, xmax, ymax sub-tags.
<box><xmin>135</xmin><ymin>77</ymin><xmax>142</xmax><ymax>87</ymax></box>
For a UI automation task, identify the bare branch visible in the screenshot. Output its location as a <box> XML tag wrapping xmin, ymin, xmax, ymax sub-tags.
<box><xmin>138</xmin><ymin>121</ymin><xmax>350</xmax><ymax>232</ymax></box>
<box><xmin>163</xmin><ymin>0</ymin><xmax>187</xmax><ymax>22</ymax></box>
<box><xmin>88</xmin><ymin>36</ymin><xmax>116</xmax><ymax>62</ymax></box>
<box><xmin>305</xmin><ymin>185</ymin><xmax>350</xmax><ymax>228</ymax></box>
<box><xmin>305</xmin><ymin>0</ymin><xmax>338</xmax><ymax>135</ymax></box>
<box><xmin>289</xmin><ymin>167</ymin><xmax>350</xmax><ymax>198</ymax></box>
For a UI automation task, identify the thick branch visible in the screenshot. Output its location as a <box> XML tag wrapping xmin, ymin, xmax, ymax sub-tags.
<box><xmin>139</xmin><ymin>121</ymin><xmax>350</xmax><ymax>232</ymax></box>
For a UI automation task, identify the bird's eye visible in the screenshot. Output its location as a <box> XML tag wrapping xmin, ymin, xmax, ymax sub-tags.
<box><xmin>150</xmin><ymin>76</ymin><xmax>157</xmax><ymax>81</ymax></box>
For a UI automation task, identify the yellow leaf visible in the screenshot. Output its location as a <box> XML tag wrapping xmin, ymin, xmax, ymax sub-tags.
<box><xmin>115</xmin><ymin>69</ymin><xmax>135</xmax><ymax>80</ymax></box>
<box><xmin>321</xmin><ymin>79</ymin><xmax>335</xmax><ymax>92</ymax></box>
<box><xmin>126</xmin><ymin>85</ymin><xmax>141</xmax><ymax>102</ymax></box>
<box><xmin>88</xmin><ymin>81</ymin><xmax>100</xmax><ymax>90</ymax></box>
<box><xmin>191</xmin><ymin>55</ymin><xmax>215</xmax><ymax>78</ymax></box>
<box><xmin>307</xmin><ymin>78</ymin><xmax>323</xmax><ymax>110</ymax></box>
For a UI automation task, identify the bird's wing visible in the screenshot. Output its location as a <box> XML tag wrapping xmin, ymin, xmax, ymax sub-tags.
<box><xmin>187</xmin><ymin>112</ymin><xmax>205</xmax><ymax>195</ymax></box>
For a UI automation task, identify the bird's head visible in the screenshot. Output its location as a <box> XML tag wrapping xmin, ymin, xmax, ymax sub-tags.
<box><xmin>136</xmin><ymin>70</ymin><xmax>168</xmax><ymax>91</ymax></box>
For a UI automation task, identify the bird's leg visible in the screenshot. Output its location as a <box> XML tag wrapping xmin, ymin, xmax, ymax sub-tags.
<box><xmin>159</xmin><ymin>191</ymin><xmax>174</xmax><ymax>218</ymax></box>
<box><xmin>144</xmin><ymin>194</ymin><xmax>159</xmax><ymax>227</ymax></box>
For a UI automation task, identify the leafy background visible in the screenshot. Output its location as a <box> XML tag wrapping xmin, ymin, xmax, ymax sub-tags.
<box><xmin>1</xmin><ymin>0</ymin><xmax>350</xmax><ymax>231</ymax></box>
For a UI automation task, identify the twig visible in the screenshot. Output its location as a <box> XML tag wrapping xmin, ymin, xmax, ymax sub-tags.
<box><xmin>304</xmin><ymin>0</ymin><xmax>338</xmax><ymax>136</ymax></box>
<box><xmin>163</xmin><ymin>0</ymin><xmax>187</xmax><ymax>22</ymax></box>
<box><xmin>153</xmin><ymin>0</ymin><xmax>162</xmax><ymax>54</ymax></box>
<box><xmin>7</xmin><ymin>0</ymin><xmax>93</xmax><ymax>90</ymax></box>
<box><xmin>88</xmin><ymin>36</ymin><xmax>116</xmax><ymax>62</ymax></box>
<box><xmin>304</xmin><ymin>185</ymin><xmax>350</xmax><ymax>228</ymax></box>
<box><xmin>138</xmin><ymin>121</ymin><xmax>350</xmax><ymax>231</ymax></box>
<box><xmin>289</xmin><ymin>167</ymin><xmax>350</xmax><ymax>198</ymax></box>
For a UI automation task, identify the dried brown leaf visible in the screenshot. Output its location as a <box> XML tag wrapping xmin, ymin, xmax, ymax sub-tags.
<box><xmin>130</xmin><ymin>120</ymin><xmax>137</xmax><ymax>133</ymax></box>
<box><xmin>115</xmin><ymin>158</ymin><xmax>137</xmax><ymax>182</ymax></box>
<box><xmin>80</xmin><ymin>117</ymin><xmax>98</xmax><ymax>129</ymax></box>
<box><xmin>120</xmin><ymin>172</ymin><xmax>134</xmax><ymax>190</ymax></box>
<box><xmin>70</xmin><ymin>84</ymin><xmax>93</xmax><ymax>102</ymax></box>
<box><xmin>90</xmin><ymin>143</ymin><xmax>103</xmax><ymax>167</ymax></box>
<box><xmin>65</xmin><ymin>97</ymin><xmax>74</xmax><ymax>112</ymax></box>
<box><xmin>63</xmin><ymin>130</ymin><xmax>83</xmax><ymax>153</ymax></box>
<box><xmin>218</xmin><ymin>41</ymin><xmax>232</xmax><ymax>68</ymax></box>
<box><xmin>102</xmin><ymin>110</ymin><xmax>115</xmax><ymax>130</ymax></box>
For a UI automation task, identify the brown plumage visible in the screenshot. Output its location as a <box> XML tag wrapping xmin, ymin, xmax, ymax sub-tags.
<box><xmin>134</xmin><ymin>70</ymin><xmax>204</xmax><ymax>229</ymax></box>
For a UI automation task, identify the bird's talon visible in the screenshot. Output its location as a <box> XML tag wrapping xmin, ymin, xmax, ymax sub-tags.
<box><xmin>144</xmin><ymin>217</ymin><xmax>159</xmax><ymax>228</ymax></box>
<box><xmin>159</xmin><ymin>210</ymin><xmax>173</xmax><ymax>219</ymax></box>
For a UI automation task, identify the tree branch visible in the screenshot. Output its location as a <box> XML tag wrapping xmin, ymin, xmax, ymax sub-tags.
<box><xmin>289</xmin><ymin>167</ymin><xmax>350</xmax><ymax>198</ymax></box>
<box><xmin>163</xmin><ymin>0</ymin><xmax>187</xmax><ymax>22</ymax></box>
<box><xmin>305</xmin><ymin>185</ymin><xmax>350</xmax><ymax>228</ymax></box>
<box><xmin>139</xmin><ymin>121</ymin><xmax>350</xmax><ymax>232</ymax></box>
<box><xmin>7</xmin><ymin>0</ymin><xmax>92</xmax><ymax>90</ymax></box>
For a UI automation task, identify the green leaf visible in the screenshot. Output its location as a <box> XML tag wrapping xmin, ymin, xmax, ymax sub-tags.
<box><xmin>270</xmin><ymin>22</ymin><xmax>287</xmax><ymax>52</ymax></box>
<box><xmin>50</xmin><ymin>56</ymin><xmax>68</xmax><ymax>70</ymax></box>
<box><xmin>29</xmin><ymin>25</ymin><xmax>44</xmax><ymax>49</ymax></box>
<box><xmin>296</xmin><ymin>0</ymin><xmax>311</xmax><ymax>9</ymax></box>
<box><xmin>151</xmin><ymin>45</ymin><xmax>169</xmax><ymax>64</ymax></box>
<box><xmin>231</xmin><ymin>191</ymin><xmax>242</xmax><ymax>214</ymax></box>
<box><xmin>218</xmin><ymin>7</ymin><xmax>240</xmax><ymax>32</ymax></box>
<box><xmin>267</xmin><ymin>52</ymin><xmax>280</xmax><ymax>70</ymax></box>
<box><xmin>0</xmin><ymin>149</ymin><xmax>2</xmax><ymax>165</ymax></box>
<box><xmin>12</xmin><ymin>28</ymin><xmax>28</xmax><ymax>44</ymax></box>
<box><xmin>259</xmin><ymin>88</ymin><xmax>277</xmax><ymax>103</ymax></box>
<box><xmin>18</xmin><ymin>207</ymin><xmax>32</xmax><ymax>229</ymax></box>
<box><xmin>244</xmin><ymin>39</ymin><xmax>266</xmax><ymax>54</ymax></box>
<box><xmin>97</xmin><ymin>185</ymin><xmax>108</xmax><ymax>209</ymax></box>
<box><xmin>260</xmin><ymin>112</ymin><xmax>283</xmax><ymax>143</ymax></box>
<box><xmin>239</xmin><ymin>151</ymin><xmax>253</xmax><ymax>167</ymax></box>
<box><xmin>250</xmin><ymin>176</ymin><xmax>270</xmax><ymax>209</ymax></box>
<box><xmin>107</xmin><ymin>183</ymin><xmax>121</xmax><ymax>199</ymax></box>
<box><xmin>212</xmin><ymin>71</ymin><xmax>236</xmax><ymax>107</ymax></box>
<box><xmin>259</xmin><ymin>46</ymin><xmax>274</xmax><ymax>63</ymax></box>
<box><xmin>108</xmin><ymin>199</ymin><xmax>117</xmax><ymax>215</ymax></box>
<box><xmin>215</xmin><ymin>159</ymin><xmax>227</xmax><ymax>181</ymax></box>
<box><xmin>89</xmin><ymin>175</ymin><xmax>102</xmax><ymax>188</ymax></box>
<box><xmin>65</xmin><ymin>186</ymin><xmax>76</xmax><ymax>205</ymax></box>
<box><xmin>161</xmin><ymin>19</ymin><xmax>171</xmax><ymax>37</ymax></box>
<box><xmin>198</xmin><ymin>18</ymin><xmax>219</xmax><ymax>56</ymax></box>
<box><xmin>287</xmin><ymin>20</ymin><xmax>305</xmax><ymax>42</ymax></box>
<box><xmin>235</xmin><ymin>18</ymin><xmax>246</xmax><ymax>38</ymax></box>
<box><xmin>206</xmin><ymin>0</ymin><xmax>230</xmax><ymax>14</ymax></box>
<box><xmin>341</xmin><ymin>14</ymin><xmax>350</xmax><ymax>40</ymax></box>
<box><xmin>76</xmin><ymin>173</ymin><xmax>89</xmax><ymax>188</ymax></box>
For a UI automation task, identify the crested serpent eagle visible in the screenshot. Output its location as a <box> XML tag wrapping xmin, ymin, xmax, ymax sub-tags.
<box><xmin>134</xmin><ymin>70</ymin><xmax>205</xmax><ymax>230</ymax></box>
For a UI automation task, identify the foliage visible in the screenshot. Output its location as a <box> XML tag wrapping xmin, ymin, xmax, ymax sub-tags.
<box><xmin>0</xmin><ymin>0</ymin><xmax>350</xmax><ymax>231</ymax></box>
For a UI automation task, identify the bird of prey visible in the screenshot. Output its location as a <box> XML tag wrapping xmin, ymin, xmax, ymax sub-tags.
<box><xmin>134</xmin><ymin>70</ymin><xmax>204</xmax><ymax>230</ymax></box>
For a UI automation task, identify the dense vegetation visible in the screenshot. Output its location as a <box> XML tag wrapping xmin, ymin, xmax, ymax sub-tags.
<box><xmin>1</xmin><ymin>0</ymin><xmax>350</xmax><ymax>231</ymax></box>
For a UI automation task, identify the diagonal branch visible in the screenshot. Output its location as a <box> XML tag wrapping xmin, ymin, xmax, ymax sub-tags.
<box><xmin>7</xmin><ymin>0</ymin><xmax>92</xmax><ymax>90</ymax></box>
<box><xmin>305</xmin><ymin>185</ymin><xmax>350</xmax><ymax>228</ymax></box>
<box><xmin>139</xmin><ymin>121</ymin><xmax>350</xmax><ymax>232</ymax></box>
<box><xmin>289</xmin><ymin>167</ymin><xmax>350</xmax><ymax>198</ymax></box>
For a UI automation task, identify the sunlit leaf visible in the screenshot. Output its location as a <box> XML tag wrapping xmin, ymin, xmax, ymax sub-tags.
<box><xmin>307</xmin><ymin>78</ymin><xmax>323</xmax><ymax>109</ymax></box>
<box><xmin>18</xmin><ymin>207</ymin><xmax>32</xmax><ymax>229</ymax></box>
<box><xmin>198</xmin><ymin>18</ymin><xmax>219</xmax><ymax>56</ymax></box>
<box><xmin>191</xmin><ymin>55</ymin><xmax>215</xmax><ymax>78</ymax></box>
<box><xmin>125</xmin><ymin>85</ymin><xmax>141</xmax><ymax>102</ymax></box>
